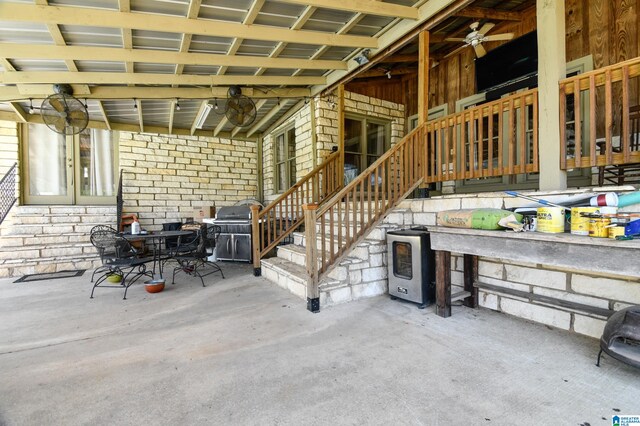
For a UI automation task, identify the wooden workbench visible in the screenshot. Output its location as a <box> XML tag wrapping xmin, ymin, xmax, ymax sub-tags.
<box><xmin>427</xmin><ymin>226</ymin><xmax>640</xmax><ymax>317</ymax></box>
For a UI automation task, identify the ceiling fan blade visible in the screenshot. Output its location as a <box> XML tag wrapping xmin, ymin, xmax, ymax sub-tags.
<box><xmin>479</xmin><ymin>22</ymin><xmax>495</xmax><ymax>35</ymax></box>
<box><xmin>49</xmin><ymin>97</ymin><xmax>65</xmax><ymax>113</ymax></box>
<box><xmin>484</xmin><ymin>33</ymin><xmax>514</xmax><ymax>42</ymax></box>
<box><xmin>444</xmin><ymin>37</ymin><xmax>466</xmax><ymax>42</ymax></box>
<box><xmin>474</xmin><ymin>43</ymin><xmax>487</xmax><ymax>58</ymax></box>
<box><xmin>54</xmin><ymin>119</ymin><xmax>66</xmax><ymax>133</ymax></box>
<box><xmin>444</xmin><ymin>44</ymin><xmax>469</xmax><ymax>59</ymax></box>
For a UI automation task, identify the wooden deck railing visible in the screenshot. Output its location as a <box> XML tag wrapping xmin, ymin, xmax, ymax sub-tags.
<box><xmin>303</xmin><ymin>126</ymin><xmax>425</xmax><ymax>296</ymax></box>
<box><xmin>424</xmin><ymin>89</ymin><xmax>539</xmax><ymax>183</ymax></box>
<box><xmin>560</xmin><ymin>56</ymin><xmax>640</xmax><ymax>170</ymax></box>
<box><xmin>251</xmin><ymin>150</ymin><xmax>340</xmax><ymax>273</ymax></box>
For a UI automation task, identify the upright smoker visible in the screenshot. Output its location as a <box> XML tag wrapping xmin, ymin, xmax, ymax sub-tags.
<box><xmin>386</xmin><ymin>228</ymin><xmax>435</xmax><ymax>308</ymax></box>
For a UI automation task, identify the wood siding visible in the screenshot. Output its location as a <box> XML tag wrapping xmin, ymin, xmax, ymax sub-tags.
<box><xmin>348</xmin><ymin>2</ymin><xmax>640</xmax><ymax>120</ymax></box>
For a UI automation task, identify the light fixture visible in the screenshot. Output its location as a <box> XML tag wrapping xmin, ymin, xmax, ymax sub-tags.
<box><xmin>133</xmin><ymin>98</ymin><xmax>138</xmax><ymax>110</ymax></box>
<box><xmin>194</xmin><ymin>103</ymin><xmax>213</xmax><ymax>129</ymax></box>
<box><xmin>385</xmin><ymin>70</ymin><xmax>392</xmax><ymax>79</ymax></box>
<box><xmin>28</xmin><ymin>98</ymin><xmax>34</xmax><ymax>114</ymax></box>
<box><xmin>175</xmin><ymin>99</ymin><xmax>181</xmax><ymax>111</ymax></box>
<box><xmin>214</xmin><ymin>98</ymin><xmax>219</xmax><ymax>110</ymax></box>
<box><xmin>353</xmin><ymin>49</ymin><xmax>371</xmax><ymax>66</ymax></box>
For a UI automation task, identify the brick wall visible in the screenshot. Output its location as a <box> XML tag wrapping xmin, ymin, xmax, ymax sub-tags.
<box><xmin>119</xmin><ymin>132</ymin><xmax>258</xmax><ymax>230</ymax></box>
<box><xmin>262</xmin><ymin>92</ymin><xmax>405</xmax><ymax>202</ymax></box>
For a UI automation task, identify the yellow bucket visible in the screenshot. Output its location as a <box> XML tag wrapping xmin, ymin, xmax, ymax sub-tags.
<box><xmin>536</xmin><ymin>207</ymin><xmax>565</xmax><ymax>233</ymax></box>
<box><xmin>570</xmin><ymin>207</ymin><xmax>600</xmax><ymax>235</ymax></box>
<box><xmin>589</xmin><ymin>217</ymin><xmax>611</xmax><ymax>238</ymax></box>
<box><xmin>608</xmin><ymin>225</ymin><xmax>625</xmax><ymax>240</ymax></box>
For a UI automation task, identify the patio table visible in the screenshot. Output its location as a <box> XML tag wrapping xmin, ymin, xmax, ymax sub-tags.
<box><xmin>123</xmin><ymin>230</ymin><xmax>194</xmax><ymax>279</ymax></box>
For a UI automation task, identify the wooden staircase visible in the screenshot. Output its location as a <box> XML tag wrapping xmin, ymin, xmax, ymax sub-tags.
<box><xmin>256</xmin><ymin>125</ymin><xmax>426</xmax><ymax>311</ymax></box>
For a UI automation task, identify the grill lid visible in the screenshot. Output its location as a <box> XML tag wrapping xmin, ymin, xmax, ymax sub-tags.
<box><xmin>216</xmin><ymin>205</ymin><xmax>252</xmax><ymax>221</ymax></box>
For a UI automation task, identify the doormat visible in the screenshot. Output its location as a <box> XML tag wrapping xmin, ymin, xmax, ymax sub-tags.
<box><xmin>14</xmin><ymin>270</ymin><xmax>85</xmax><ymax>283</ymax></box>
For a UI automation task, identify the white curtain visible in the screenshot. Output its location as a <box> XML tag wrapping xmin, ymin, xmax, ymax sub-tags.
<box><xmin>28</xmin><ymin>124</ymin><xmax>66</xmax><ymax>196</ymax></box>
<box><xmin>88</xmin><ymin>129</ymin><xmax>114</xmax><ymax>196</ymax></box>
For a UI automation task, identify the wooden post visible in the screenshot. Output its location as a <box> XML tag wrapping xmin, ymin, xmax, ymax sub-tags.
<box><xmin>537</xmin><ymin>0</ymin><xmax>567</xmax><ymax>190</ymax></box>
<box><xmin>303</xmin><ymin>203</ymin><xmax>320</xmax><ymax>313</ymax></box>
<box><xmin>462</xmin><ymin>254</ymin><xmax>478</xmax><ymax>308</ymax></box>
<box><xmin>337</xmin><ymin>84</ymin><xmax>345</xmax><ymax>188</ymax></box>
<box><xmin>435</xmin><ymin>250</ymin><xmax>451</xmax><ymax>317</ymax></box>
<box><xmin>250</xmin><ymin>204</ymin><xmax>261</xmax><ymax>276</ymax></box>
<box><xmin>418</xmin><ymin>30</ymin><xmax>430</xmax><ymax>126</ymax></box>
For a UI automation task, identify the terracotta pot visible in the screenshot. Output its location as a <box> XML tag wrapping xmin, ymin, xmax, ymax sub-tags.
<box><xmin>144</xmin><ymin>279</ymin><xmax>165</xmax><ymax>293</ymax></box>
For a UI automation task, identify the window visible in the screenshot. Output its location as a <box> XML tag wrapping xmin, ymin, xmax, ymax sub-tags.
<box><xmin>22</xmin><ymin>124</ymin><xmax>118</xmax><ymax>205</ymax></box>
<box><xmin>274</xmin><ymin>126</ymin><xmax>297</xmax><ymax>192</ymax></box>
<box><xmin>344</xmin><ymin>115</ymin><xmax>390</xmax><ymax>184</ymax></box>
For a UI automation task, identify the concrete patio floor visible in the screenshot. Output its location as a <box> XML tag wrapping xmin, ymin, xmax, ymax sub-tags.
<box><xmin>0</xmin><ymin>263</ymin><xmax>638</xmax><ymax>426</ymax></box>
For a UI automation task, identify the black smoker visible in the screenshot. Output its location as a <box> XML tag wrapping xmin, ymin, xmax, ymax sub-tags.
<box><xmin>387</xmin><ymin>227</ymin><xmax>435</xmax><ymax>309</ymax></box>
<box><xmin>211</xmin><ymin>206</ymin><xmax>253</xmax><ymax>262</ymax></box>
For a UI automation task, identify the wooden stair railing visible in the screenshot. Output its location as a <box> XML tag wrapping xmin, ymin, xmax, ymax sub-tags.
<box><xmin>251</xmin><ymin>151</ymin><xmax>340</xmax><ymax>275</ymax></box>
<box><xmin>0</xmin><ymin>163</ymin><xmax>17</xmax><ymax>226</ymax></box>
<box><xmin>303</xmin><ymin>126</ymin><xmax>426</xmax><ymax>311</ymax></box>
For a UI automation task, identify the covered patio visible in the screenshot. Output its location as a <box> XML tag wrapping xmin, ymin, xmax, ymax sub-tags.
<box><xmin>0</xmin><ymin>263</ymin><xmax>638</xmax><ymax>425</ymax></box>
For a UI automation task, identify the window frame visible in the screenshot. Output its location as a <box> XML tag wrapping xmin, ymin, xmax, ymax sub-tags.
<box><xmin>273</xmin><ymin>125</ymin><xmax>297</xmax><ymax>193</ymax></box>
<box><xmin>21</xmin><ymin>124</ymin><xmax>119</xmax><ymax>205</ymax></box>
<box><xmin>343</xmin><ymin>113</ymin><xmax>391</xmax><ymax>178</ymax></box>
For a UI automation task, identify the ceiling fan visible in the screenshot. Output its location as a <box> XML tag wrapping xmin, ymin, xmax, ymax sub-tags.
<box><xmin>445</xmin><ymin>22</ymin><xmax>514</xmax><ymax>58</ymax></box>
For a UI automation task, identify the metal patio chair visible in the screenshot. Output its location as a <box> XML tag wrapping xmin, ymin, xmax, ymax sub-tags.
<box><xmin>170</xmin><ymin>223</ymin><xmax>224</xmax><ymax>287</ymax></box>
<box><xmin>89</xmin><ymin>229</ymin><xmax>153</xmax><ymax>299</ymax></box>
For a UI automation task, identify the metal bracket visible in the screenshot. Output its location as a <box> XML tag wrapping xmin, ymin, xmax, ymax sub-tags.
<box><xmin>253</xmin><ymin>267</ymin><xmax>261</xmax><ymax>277</ymax></box>
<box><xmin>307</xmin><ymin>297</ymin><xmax>320</xmax><ymax>313</ymax></box>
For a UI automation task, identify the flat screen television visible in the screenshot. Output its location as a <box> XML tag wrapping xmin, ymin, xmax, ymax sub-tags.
<box><xmin>475</xmin><ymin>30</ymin><xmax>538</xmax><ymax>93</ymax></box>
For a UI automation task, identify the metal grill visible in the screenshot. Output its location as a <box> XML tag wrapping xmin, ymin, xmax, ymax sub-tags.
<box><xmin>0</xmin><ymin>163</ymin><xmax>17</xmax><ymax>226</ymax></box>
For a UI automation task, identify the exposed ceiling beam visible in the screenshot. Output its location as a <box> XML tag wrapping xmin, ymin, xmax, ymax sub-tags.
<box><xmin>246</xmin><ymin>102</ymin><xmax>289</xmax><ymax>137</ymax></box>
<box><xmin>354</xmin><ymin>66</ymin><xmax>418</xmax><ymax>79</ymax></box>
<box><xmin>168</xmin><ymin>100</ymin><xmax>176</xmax><ymax>134</ymax></box>
<box><xmin>5</xmin><ymin>4</ymin><xmax>378</xmax><ymax>48</ymax></box>
<box><xmin>0</xmin><ymin>85</ymin><xmax>311</xmax><ymax>101</ymax></box>
<box><xmin>97</xmin><ymin>100</ymin><xmax>111</xmax><ymax>130</ymax></box>
<box><xmin>136</xmin><ymin>98</ymin><xmax>143</xmax><ymax>133</ymax></box>
<box><xmin>0</xmin><ymin>72</ymin><xmax>326</xmax><ymax>86</ymax></box>
<box><xmin>254</xmin><ymin>5</ymin><xmax>315</xmax><ymax>77</ymax></box>
<box><xmin>377</xmin><ymin>54</ymin><xmax>419</xmax><ymax>63</ymax></box>
<box><xmin>214</xmin><ymin>115</ymin><xmax>229</xmax><ymax>137</ymax></box>
<box><xmin>0</xmin><ymin>110</ymin><xmax>254</xmax><ymax>141</ymax></box>
<box><xmin>218</xmin><ymin>0</ymin><xmax>264</xmax><ymax>76</ymax></box>
<box><xmin>261</xmin><ymin>100</ymin><xmax>306</xmax><ymax>137</ymax></box>
<box><xmin>316</xmin><ymin>0</ymin><xmax>472</xmax><ymax>95</ymax></box>
<box><xmin>176</xmin><ymin>0</ymin><xmax>204</xmax><ymax>77</ymax></box>
<box><xmin>276</xmin><ymin>0</ymin><xmax>418</xmax><ymax>20</ymax></box>
<box><xmin>0</xmin><ymin>43</ymin><xmax>347</xmax><ymax>71</ymax></box>
<box><xmin>9</xmin><ymin>103</ymin><xmax>28</xmax><ymax>122</ymax></box>
<box><xmin>454</xmin><ymin>6</ymin><xmax>522</xmax><ymax>21</ymax></box>
<box><xmin>1</xmin><ymin>58</ymin><xmax>16</xmax><ymax>71</ymax></box>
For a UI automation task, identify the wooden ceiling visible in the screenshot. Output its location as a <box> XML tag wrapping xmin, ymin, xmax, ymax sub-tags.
<box><xmin>0</xmin><ymin>0</ymin><xmax>534</xmax><ymax>138</ymax></box>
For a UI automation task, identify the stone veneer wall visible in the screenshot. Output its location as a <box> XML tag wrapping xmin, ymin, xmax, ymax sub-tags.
<box><xmin>119</xmin><ymin>132</ymin><xmax>258</xmax><ymax>230</ymax></box>
<box><xmin>262</xmin><ymin>92</ymin><xmax>405</xmax><ymax>202</ymax></box>
<box><xmin>324</xmin><ymin>189</ymin><xmax>640</xmax><ymax>340</ymax></box>
<box><xmin>0</xmin><ymin>123</ymin><xmax>258</xmax><ymax>276</ymax></box>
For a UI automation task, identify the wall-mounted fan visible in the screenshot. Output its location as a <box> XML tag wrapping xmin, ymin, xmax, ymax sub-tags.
<box><xmin>445</xmin><ymin>22</ymin><xmax>514</xmax><ymax>58</ymax></box>
<box><xmin>225</xmin><ymin>86</ymin><xmax>257</xmax><ymax>127</ymax></box>
<box><xmin>40</xmin><ymin>84</ymin><xmax>89</xmax><ymax>135</ymax></box>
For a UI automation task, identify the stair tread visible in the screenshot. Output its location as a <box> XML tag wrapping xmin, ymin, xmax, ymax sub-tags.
<box><xmin>261</xmin><ymin>257</ymin><xmax>308</xmax><ymax>282</ymax></box>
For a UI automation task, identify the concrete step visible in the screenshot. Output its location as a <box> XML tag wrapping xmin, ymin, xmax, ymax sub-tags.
<box><xmin>276</xmin><ymin>243</ymin><xmax>365</xmax><ymax>271</ymax></box>
<box><xmin>261</xmin><ymin>257</ymin><xmax>308</xmax><ymax>300</ymax></box>
<box><xmin>0</xmin><ymin>255</ymin><xmax>102</xmax><ymax>278</ymax></box>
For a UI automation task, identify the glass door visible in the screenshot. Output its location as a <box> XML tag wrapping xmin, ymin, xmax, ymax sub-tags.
<box><xmin>23</xmin><ymin>123</ymin><xmax>73</xmax><ymax>204</ymax></box>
